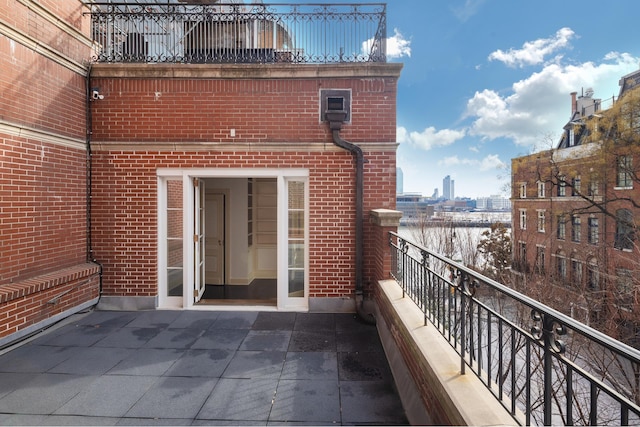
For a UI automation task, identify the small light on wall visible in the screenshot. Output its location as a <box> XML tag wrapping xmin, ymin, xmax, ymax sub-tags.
<box><xmin>91</xmin><ymin>88</ymin><xmax>104</xmax><ymax>100</ymax></box>
<box><xmin>230</xmin><ymin>129</ymin><xmax>236</xmax><ymax>138</ymax></box>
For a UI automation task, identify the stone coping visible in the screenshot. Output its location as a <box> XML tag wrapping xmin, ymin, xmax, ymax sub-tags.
<box><xmin>0</xmin><ymin>263</ymin><xmax>101</xmax><ymax>304</ymax></box>
<box><xmin>376</xmin><ymin>279</ymin><xmax>519</xmax><ymax>426</ymax></box>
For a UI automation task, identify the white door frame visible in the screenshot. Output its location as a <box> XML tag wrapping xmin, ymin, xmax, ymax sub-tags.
<box><xmin>157</xmin><ymin>168</ymin><xmax>309</xmax><ymax>311</ymax></box>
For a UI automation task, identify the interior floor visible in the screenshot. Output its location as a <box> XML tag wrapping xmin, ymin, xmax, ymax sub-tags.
<box><xmin>198</xmin><ymin>279</ymin><xmax>276</xmax><ymax>305</ymax></box>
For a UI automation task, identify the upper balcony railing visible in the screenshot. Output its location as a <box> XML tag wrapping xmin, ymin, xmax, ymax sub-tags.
<box><xmin>87</xmin><ymin>2</ymin><xmax>387</xmax><ymax>64</ymax></box>
<box><xmin>390</xmin><ymin>231</ymin><xmax>640</xmax><ymax>426</ymax></box>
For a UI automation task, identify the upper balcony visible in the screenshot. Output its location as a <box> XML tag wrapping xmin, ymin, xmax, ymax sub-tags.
<box><xmin>87</xmin><ymin>2</ymin><xmax>387</xmax><ymax>64</ymax></box>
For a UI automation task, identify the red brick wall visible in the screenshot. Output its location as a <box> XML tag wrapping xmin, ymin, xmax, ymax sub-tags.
<box><xmin>0</xmin><ymin>0</ymin><xmax>90</xmax><ymax>63</ymax></box>
<box><xmin>89</xmin><ymin>78</ymin><xmax>397</xmax><ymax>143</ymax></box>
<box><xmin>0</xmin><ymin>135</ymin><xmax>89</xmax><ymax>283</ymax></box>
<box><xmin>90</xmin><ymin>74</ymin><xmax>398</xmax><ymax>299</ymax></box>
<box><xmin>91</xmin><ymin>149</ymin><xmax>395</xmax><ymax>298</ymax></box>
<box><xmin>1</xmin><ymin>0</ymin><xmax>99</xmax><ymax>342</ymax></box>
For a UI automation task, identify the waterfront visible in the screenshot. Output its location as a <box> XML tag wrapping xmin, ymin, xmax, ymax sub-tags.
<box><xmin>398</xmin><ymin>212</ymin><xmax>511</xmax><ymax>270</ymax></box>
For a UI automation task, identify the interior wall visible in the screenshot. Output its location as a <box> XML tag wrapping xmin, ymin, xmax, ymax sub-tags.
<box><xmin>254</xmin><ymin>178</ymin><xmax>277</xmax><ymax>279</ymax></box>
<box><xmin>206</xmin><ymin>178</ymin><xmax>249</xmax><ymax>285</ymax></box>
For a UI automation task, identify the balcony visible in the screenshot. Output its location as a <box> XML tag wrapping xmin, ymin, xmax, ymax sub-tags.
<box><xmin>87</xmin><ymin>2</ymin><xmax>387</xmax><ymax>64</ymax></box>
<box><xmin>385</xmin><ymin>229</ymin><xmax>640</xmax><ymax>425</ymax></box>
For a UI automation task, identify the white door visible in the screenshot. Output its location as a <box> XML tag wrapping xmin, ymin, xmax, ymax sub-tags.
<box><xmin>205</xmin><ymin>193</ymin><xmax>225</xmax><ymax>285</ymax></box>
<box><xmin>194</xmin><ymin>178</ymin><xmax>206</xmax><ymax>303</ymax></box>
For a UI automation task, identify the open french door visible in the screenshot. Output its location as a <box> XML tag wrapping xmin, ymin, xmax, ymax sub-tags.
<box><xmin>193</xmin><ymin>178</ymin><xmax>206</xmax><ymax>303</ymax></box>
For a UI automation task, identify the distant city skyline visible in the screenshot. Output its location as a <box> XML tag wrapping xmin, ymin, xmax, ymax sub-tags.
<box><xmin>443</xmin><ymin>175</ymin><xmax>454</xmax><ymax>200</ymax></box>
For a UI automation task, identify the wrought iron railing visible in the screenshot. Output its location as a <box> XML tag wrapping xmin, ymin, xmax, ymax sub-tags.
<box><xmin>390</xmin><ymin>231</ymin><xmax>640</xmax><ymax>426</ymax></box>
<box><xmin>87</xmin><ymin>2</ymin><xmax>386</xmax><ymax>64</ymax></box>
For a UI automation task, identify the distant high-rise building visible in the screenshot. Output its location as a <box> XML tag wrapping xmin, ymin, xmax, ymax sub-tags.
<box><xmin>431</xmin><ymin>188</ymin><xmax>439</xmax><ymax>199</ymax></box>
<box><xmin>443</xmin><ymin>175</ymin><xmax>455</xmax><ymax>200</ymax></box>
<box><xmin>396</xmin><ymin>167</ymin><xmax>403</xmax><ymax>194</ymax></box>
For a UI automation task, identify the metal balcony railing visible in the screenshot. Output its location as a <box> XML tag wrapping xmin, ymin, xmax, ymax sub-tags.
<box><xmin>390</xmin><ymin>231</ymin><xmax>640</xmax><ymax>426</ymax></box>
<box><xmin>86</xmin><ymin>2</ymin><xmax>386</xmax><ymax>64</ymax></box>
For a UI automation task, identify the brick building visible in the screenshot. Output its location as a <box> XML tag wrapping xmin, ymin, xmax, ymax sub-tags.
<box><xmin>1</xmin><ymin>1</ymin><xmax>401</xmax><ymax>345</ymax></box>
<box><xmin>511</xmin><ymin>69</ymin><xmax>640</xmax><ymax>339</ymax></box>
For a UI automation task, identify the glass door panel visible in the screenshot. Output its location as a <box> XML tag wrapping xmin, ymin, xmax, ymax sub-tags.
<box><xmin>287</xmin><ymin>181</ymin><xmax>305</xmax><ymax>298</ymax></box>
<box><xmin>166</xmin><ymin>179</ymin><xmax>183</xmax><ymax>297</ymax></box>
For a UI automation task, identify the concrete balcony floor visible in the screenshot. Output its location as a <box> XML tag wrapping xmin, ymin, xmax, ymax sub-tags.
<box><xmin>0</xmin><ymin>310</ymin><xmax>407</xmax><ymax>425</ymax></box>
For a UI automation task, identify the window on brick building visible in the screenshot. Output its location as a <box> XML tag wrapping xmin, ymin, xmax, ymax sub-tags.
<box><xmin>558</xmin><ymin>176</ymin><xmax>566</xmax><ymax>197</ymax></box>
<box><xmin>616</xmin><ymin>155</ymin><xmax>633</xmax><ymax>188</ymax></box>
<box><xmin>571</xmin><ymin>257</ymin><xmax>582</xmax><ymax>286</ymax></box>
<box><xmin>615</xmin><ymin>208</ymin><xmax>635</xmax><ymax>250</ymax></box>
<box><xmin>519</xmin><ymin>241</ymin><xmax>527</xmax><ymax>272</ymax></box>
<box><xmin>588</xmin><ymin>216</ymin><xmax>599</xmax><ymax>245</ymax></box>
<box><xmin>537</xmin><ymin>210</ymin><xmax>545</xmax><ymax>233</ymax></box>
<box><xmin>537</xmin><ymin>180</ymin><xmax>545</xmax><ymax>198</ymax></box>
<box><xmin>587</xmin><ymin>258</ymin><xmax>599</xmax><ymax>290</ymax></box>
<box><xmin>571</xmin><ymin>215</ymin><xmax>581</xmax><ymax>242</ymax></box>
<box><xmin>615</xmin><ymin>268</ymin><xmax>634</xmax><ymax>310</ymax></box>
<box><xmin>519</xmin><ymin>183</ymin><xmax>527</xmax><ymax>198</ymax></box>
<box><xmin>557</xmin><ymin>214</ymin><xmax>566</xmax><ymax>240</ymax></box>
<box><xmin>587</xmin><ymin>176</ymin><xmax>599</xmax><ymax>197</ymax></box>
<box><xmin>519</xmin><ymin>209</ymin><xmax>527</xmax><ymax>230</ymax></box>
<box><xmin>572</xmin><ymin>176</ymin><xmax>581</xmax><ymax>196</ymax></box>
<box><xmin>535</xmin><ymin>246</ymin><xmax>545</xmax><ymax>274</ymax></box>
<box><xmin>556</xmin><ymin>250</ymin><xmax>567</xmax><ymax>281</ymax></box>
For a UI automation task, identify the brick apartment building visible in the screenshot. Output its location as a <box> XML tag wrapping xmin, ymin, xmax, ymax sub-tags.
<box><xmin>511</xmin><ymin>69</ymin><xmax>640</xmax><ymax>340</ymax></box>
<box><xmin>0</xmin><ymin>1</ymin><xmax>401</xmax><ymax>346</ymax></box>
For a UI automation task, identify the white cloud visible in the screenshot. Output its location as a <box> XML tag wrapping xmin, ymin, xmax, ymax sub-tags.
<box><xmin>479</xmin><ymin>154</ymin><xmax>506</xmax><ymax>171</ymax></box>
<box><xmin>488</xmin><ymin>27</ymin><xmax>575</xmax><ymax>68</ymax></box>
<box><xmin>466</xmin><ymin>52</ymin><xmax>640</xmax><ymax>147</ymax></box>
<box><xmin>363</xmin><ymin>28</ymin><xmax>411</xmax><ymax>59</ymax></box>
<box><xmin>437</xmin><ymin>154</ymin><xmax>505</xmax><ymax>171</ymax></box>
<box><xmin>397</xmin><ymin>126</ymin><xmax>466</xmax><ymax>150</ymax></box>
<box><xmin>387</xmin><ymin>28</ymin><xmax>411</xmax><ymax>59</ymax></box>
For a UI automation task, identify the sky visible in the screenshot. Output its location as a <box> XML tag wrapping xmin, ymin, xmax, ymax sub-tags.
<box><xmin>375</xmin><ymin>0</ymin><xmax>640</xmax><ymax>198</ymax></box>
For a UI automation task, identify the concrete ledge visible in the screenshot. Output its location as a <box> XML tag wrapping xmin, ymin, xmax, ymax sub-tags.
<box><xmin>90</xmin><ymin>62</ymin><xmax>403</xmax><ymax>79</ymax></box>
<box><xmin>0</xmin><ymin>263</ymin><xmax>100</xmax><ymax>304</ymax></box>
<box><xmin>375</xmin><ymin>279</ymin><xmax>517</xmax><ymax>426</ymax></box>
<box><xmin>97</xmin><ymin>295</ymin><xmax>157</xmax><ymax>311</ymax></box>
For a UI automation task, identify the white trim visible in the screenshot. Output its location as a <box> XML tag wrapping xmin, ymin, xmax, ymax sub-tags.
<box><xmin>156</xmin><ymin>168</ymin><xmax>309</xmax><ymax>311</ymax></box>
<box><xmin>0</xmin><ymin>120</ymin><xmax>86</xmax><ymax>150</ymax></box>
<box><xmin>0</xmin><ymin>20</ymin><xmax>88</xmax><ymax>75</ymax></box>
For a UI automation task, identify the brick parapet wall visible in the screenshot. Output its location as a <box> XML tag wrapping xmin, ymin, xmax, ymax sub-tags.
<box><xmin>367</xmin><ymin>209</ymin><xmax>402</xmax><ymax>291</ymax></box>
<box><xmin>0</xmin><ymin>262</ymin><xmax>100</xmax><ymax>340</ymax></box>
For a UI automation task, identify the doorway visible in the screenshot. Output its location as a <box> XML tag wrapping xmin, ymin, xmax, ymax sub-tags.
<box><xmin>158</xmin><ymin>169</ymin><xmax>309</xmax><ymax>311</ymax></box>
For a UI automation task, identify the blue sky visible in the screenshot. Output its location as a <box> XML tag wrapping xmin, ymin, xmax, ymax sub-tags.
<box><xmin>377</xmin><ymin>0</ymin><xmax>640</xmax><ymax>198</ymax></box>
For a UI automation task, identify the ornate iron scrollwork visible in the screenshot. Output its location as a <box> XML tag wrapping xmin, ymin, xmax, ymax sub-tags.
<box><xmin>531</xmin><ymin>309</ymin><xmax>566</xmax><ymax>354</ymax></box>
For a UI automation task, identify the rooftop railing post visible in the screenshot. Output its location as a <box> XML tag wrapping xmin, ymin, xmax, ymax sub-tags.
<box><xmin>531</xmin><ymin>309</ymin><xmax>566</xmax><ymax>426</ymax></box>
<box><xmin>420</xmin><ymin>249</ymin><xmax>428</xmax><ymax>326</ymax></box>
